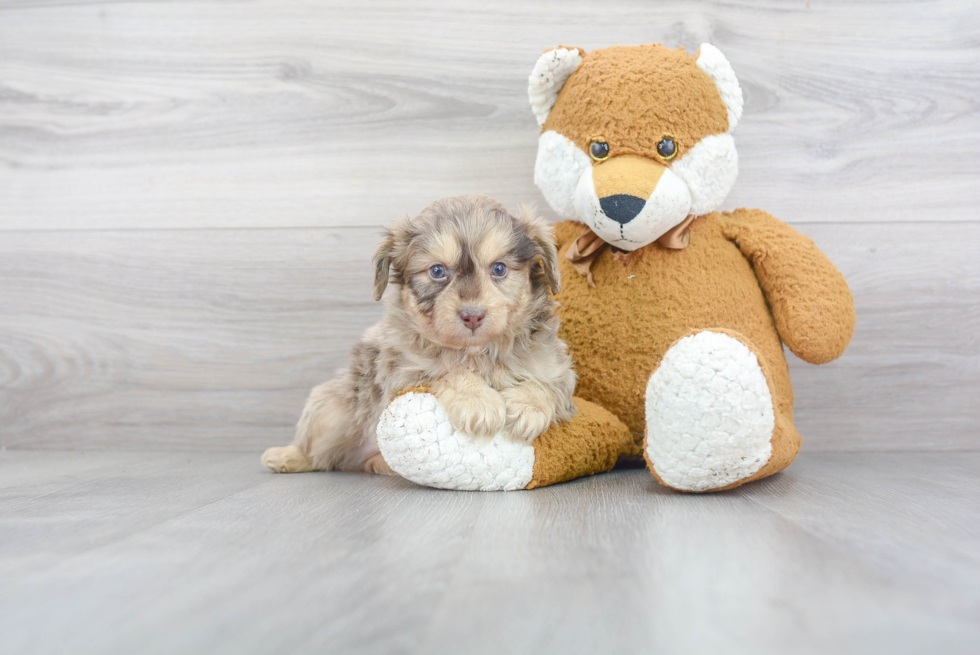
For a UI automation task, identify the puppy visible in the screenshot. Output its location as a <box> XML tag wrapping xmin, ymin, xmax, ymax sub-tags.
<box><xmin>262</xmin><ymin>195</ymin><xmax>577</xmax><ymax>475</ymax></box>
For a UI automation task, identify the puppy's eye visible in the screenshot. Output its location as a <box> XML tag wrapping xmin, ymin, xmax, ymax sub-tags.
<box><xmin>657</xmin><ymin>137</ymin><xmax>677</xmax><ymax>161</ymax></box>
<box><xmin>589</xmin><ymin>141</ymin><xmax>610</xmax><ymax>162</ymax></box>
<box><xmin>429</xmin><ymin>264</ymin><xmax>447</xmax><ymax>280</ymax></box>
<box><xmin>490</xmin><ymin>262</ymin><xmax>507</xmax><ymax>278</ymax></box>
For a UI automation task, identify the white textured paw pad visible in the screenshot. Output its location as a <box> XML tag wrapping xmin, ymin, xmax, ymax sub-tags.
<box><xmin>646</xmin><ymin>331</ymin><xmax>775</xmax><ymax>492</ymax></box>
<box><xmin>376</xmin><ymin>392</ymin><xmax>535</xmax><ymax>491</ymax></box>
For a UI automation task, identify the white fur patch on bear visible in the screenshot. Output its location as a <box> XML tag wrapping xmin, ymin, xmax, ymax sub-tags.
<box><xmin>671</xmin><ymin>133</ymin><xmax>739</xmax><ymax>217</ymax></box>
<box><xmin>376</xmin><ymin>392</ymin><xmax>535</xmax><ymax>491</ymax></box>
<box><xmin>696</xmin><ymin>43</ymin><xmax>744</xmax><ymax>131</ymax></box>
<box><xmin>534</xmin><ymin>130</ymin><xmax>591</xmax><ymax>219</ymax></box>
<box><xmin>528</xmin><ymin>47</ymin><xmax>583</xmax><ymax>126</ymax></box>
<box><xmin>574</xmin><ymin>165</ymin><xmax>692</xmax><ymax>251</ymax></box>
<box><xmin>645</xmin><ymin>331</ymin><xmax>774</xmax><ymax>492</ymax></box>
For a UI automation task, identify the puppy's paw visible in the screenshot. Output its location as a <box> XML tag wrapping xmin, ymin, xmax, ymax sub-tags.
<box><xmin>363</xmin><ymin>452</ymin><xmax>397</xmax><ymax>476</ymax></box>
<box><xmin>501</xmin><ymin>388</ymin><xmax>554</xmax><ymax>442</ymax></box>
<box><xmin>262</xmin><ymin>445</ymin><xmax>314</xmax><ymax>473</ymax></box>
<box><xmin>440</xmin><ymin>386</ymin><xmax>507</xmax><ymax>439</ymax></box>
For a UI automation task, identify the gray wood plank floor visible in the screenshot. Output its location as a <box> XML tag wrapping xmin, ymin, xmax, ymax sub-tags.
<box><xmin>1</xmin><ymin>450</ymin><xmax>978</xmax><ymax>654</ymax></box>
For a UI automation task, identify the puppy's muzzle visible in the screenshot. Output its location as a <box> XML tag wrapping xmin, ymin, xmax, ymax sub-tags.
<box><xmin>459</xmin><ymin>307</ymin><xmax>486</xmax><ymax>331</ymax></box>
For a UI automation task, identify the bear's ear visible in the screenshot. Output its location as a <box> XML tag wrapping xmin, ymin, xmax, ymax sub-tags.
<box><xmin>696</xmin><ymin>43</ymin><xmax>744</xmax><ymax>131</ymax></box>
<box><xmin>528</xmin><ymin>46</ymin><xmax>584</xmax><ymax>126</ymax></box>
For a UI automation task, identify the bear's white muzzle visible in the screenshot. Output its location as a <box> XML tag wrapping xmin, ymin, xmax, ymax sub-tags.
<box><xmin>574</xmin><ymin>164</ymin><xmax>692</xmax><ymax>251</ymax></box>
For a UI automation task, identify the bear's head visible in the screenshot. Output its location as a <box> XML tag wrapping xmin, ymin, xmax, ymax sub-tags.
<box><xmin>529</xmin><ymin>43</ymin><xmax>743</xmax><ymax>251</ymax></box>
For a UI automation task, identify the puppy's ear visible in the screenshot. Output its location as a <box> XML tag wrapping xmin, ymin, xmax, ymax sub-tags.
<box><xmin>516</xmin><ymin>205</ymin><xmax>562</xmax><ymax>295</ymax></box>
<box><xmin>372</xmin><ymin>217</ymin><xmax>412</xmax><ymax>301</ymax></box>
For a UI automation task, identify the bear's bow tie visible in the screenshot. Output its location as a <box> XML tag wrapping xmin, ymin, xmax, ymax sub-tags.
<box><xmin>564</xmin><ymin>214</ymin><xmax>698</xmax><ymax>287</ymax></box>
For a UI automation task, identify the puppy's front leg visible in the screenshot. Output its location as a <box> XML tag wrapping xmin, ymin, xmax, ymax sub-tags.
<box><xmin>431</xmin><ymin>372</ymin><xmax>507</xmax><ymax>439</ymax></box>
<box><xmin>501</xmin><ymin>382</ymin><xmax>560</xmax><ymax>442</ymax></box>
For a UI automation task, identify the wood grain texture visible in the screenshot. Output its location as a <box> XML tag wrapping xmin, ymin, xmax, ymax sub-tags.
<box><xmin>1</xmin><ymin>0</ymin><xmax>978</xmax><ymax>452</ymax></box>
<box><xmin>789</xmin><ymin>221</ymin><xmax>980</xmax><ymax>451</ymax></box>
<box><xmin>0</xmin><ymin>227</ymin><xmax>385</xmax><ymax>449</ymax></box>
<box><xmin>1</xmin><ymin>0</ymin><xmax>979</xmax><ymax>230</ymax></box>
<box><xmin>0</xmin><ymin>222</ymin><xmax>976</xmax><ymax>452</ymax></box>
<box><xmin>1</xmin><ymin>451</ymin><xmax>978</xmax><ymax>654</ymax></box>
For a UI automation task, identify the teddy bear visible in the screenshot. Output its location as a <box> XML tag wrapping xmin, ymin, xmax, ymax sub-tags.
<box><xmin>375</xmin><ymin>42</ymin><xmax>855</xmax><ymax>493</ymax></box>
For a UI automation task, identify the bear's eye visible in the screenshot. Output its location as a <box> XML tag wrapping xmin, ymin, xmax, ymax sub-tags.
<box><xmin>429</xmin><ymin>264</ymin><xmax>447</xmax><ymax>280</ymax></box>
<box><xmin>589</xmin><ymin>141</ymin><xmax>610</xmax><ymax>162</ymax></box>
<box><xmin>657</xmin><ymin>137</ymin><xmax>678</xmax><ymax>161</ymax></box>
<box><xmin>490</xmin><ymin>262</ymin><xmax>507</xmax><ymax>278</ymax></box>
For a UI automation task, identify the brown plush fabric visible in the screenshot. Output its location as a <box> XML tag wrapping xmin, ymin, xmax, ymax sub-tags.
<box><xmin>396</xmin><ymin>385</ymin><xmax>431</xmax><ymax>397</ymax></box>
<box><xmin>543</xmin><ymin>44</ymin><xmax>729</xmax><ymax>163</ymax></box>
<box><xmin>553</xmin><ymin>211</ymin><xmax>855</xmax><ymax>488</ymax></box>
<box><xmin>721</xmin><ymin>209</ymin><xmax>856</xmax><ymax>364</ymax></box>
<box><xmin>528</xmin><ymin>42</ymin><xmax>855</xmax><ymax>491</ymax></box>
<box><xmin>526</xmin><ymin>397</ymin><xmax>638</xmax><ymax>489</ymax></box>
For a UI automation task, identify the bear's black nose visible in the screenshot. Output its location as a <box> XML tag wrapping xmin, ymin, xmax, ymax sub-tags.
<box><xmin>599</xmin><ymin>194</ymin><xmax>646</xmax><ymax>224</ymax></box>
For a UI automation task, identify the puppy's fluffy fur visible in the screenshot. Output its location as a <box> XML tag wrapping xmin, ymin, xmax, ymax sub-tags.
<box><xmin>262</xmin><ymin>195</ymin><xmax>577</xmax><ymax>475</ymax></box>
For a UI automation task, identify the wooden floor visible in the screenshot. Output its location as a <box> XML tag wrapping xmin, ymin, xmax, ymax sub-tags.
<box><xmin>1</xmin><ymin>450</ymin><xmax>977</xmax><ymax>654</ymax></box>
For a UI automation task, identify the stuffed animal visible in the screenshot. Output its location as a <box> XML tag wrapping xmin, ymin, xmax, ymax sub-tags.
<box><xmin>376</xmin><ymin>42</ymin><xmax>855</xmax><ymax>492</ymax></box>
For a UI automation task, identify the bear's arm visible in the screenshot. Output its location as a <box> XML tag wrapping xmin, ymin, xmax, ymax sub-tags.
<box><xmin>721</xmin><ymin>208</ymin><xmax>856</xmax><ymax>365</ymax></box>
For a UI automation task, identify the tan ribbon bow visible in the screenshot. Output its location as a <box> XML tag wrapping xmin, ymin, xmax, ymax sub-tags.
<box><xmin>564</xmin><ymin>214</ymin><xmax>698</xmax><ymax>288</ymax></box>
<box><xmin>564</xmin><ymin>229</ymin><xmax>606</xmax><ymax>288</ymax></box>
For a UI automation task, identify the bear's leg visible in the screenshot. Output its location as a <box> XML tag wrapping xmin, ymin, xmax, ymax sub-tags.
<box><xmin>376</xmin><ymin>391</ymin><xmax>636</xmax><ymax>491</ymax></box>
<box><xmin>644</xmin><ymin>329</ymin><xmax>801</xmax><ymax>492</ymax></box>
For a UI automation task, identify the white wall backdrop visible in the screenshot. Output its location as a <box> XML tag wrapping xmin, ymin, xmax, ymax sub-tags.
<box><xmin>1</xmin><ymin>0</ymin><xmax>977</xmax><ymax>451</ymax></box>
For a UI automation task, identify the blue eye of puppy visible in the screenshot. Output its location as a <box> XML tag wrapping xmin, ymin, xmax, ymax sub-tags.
<box><xmin>491</xmin><ymin>262</ymin><xmax>507</xmax><ymax>278</ymax></box>
<box><xmin>429</xmin><ymin>264</ymin><xmax>447</xmax><ymax>280</ymax></box>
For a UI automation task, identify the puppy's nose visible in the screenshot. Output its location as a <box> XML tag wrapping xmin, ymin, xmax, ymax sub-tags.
<box><xmin>599</xmin><ymin>194</ymin><xmax>646</xmax><ymax>225</ymax></box>
<box><xmin>459</xmin><ymin>308</ymin><xmax>486</xmax><ymax>330</ymax></box>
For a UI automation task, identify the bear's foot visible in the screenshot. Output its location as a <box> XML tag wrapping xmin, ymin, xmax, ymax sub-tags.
<box><xmin>645</xmin><ymin>330</ymin><xmax>776</xmax><ymax>492</ymax></box>
<box><xmin>377</xmin><ymin>391</ymin><xmax>536</xmax><ymax>491</ymax></box>
<box><xmin>376</xmin><ymin>392</ymin><xmax>637</xmax><ymax>491</ymax></box>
